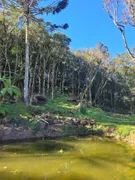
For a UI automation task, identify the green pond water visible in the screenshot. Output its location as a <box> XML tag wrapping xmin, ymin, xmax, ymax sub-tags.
<box><xmin>0</xmin><ymin>136</ymin><xmax>135</xmax><ymax>180</ymax></box>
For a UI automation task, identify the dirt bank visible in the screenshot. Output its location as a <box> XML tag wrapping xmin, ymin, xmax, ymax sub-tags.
<box><xmin>101</xmin><ymin>126</ymin><xmax>135</xmax><ymax>147</ymax></box>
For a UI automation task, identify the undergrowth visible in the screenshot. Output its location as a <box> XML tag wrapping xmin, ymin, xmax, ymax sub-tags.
<box><xmin>0</xmin><ymin>96</ymin><xmax>135</xmax><ymax>137</ymax></box>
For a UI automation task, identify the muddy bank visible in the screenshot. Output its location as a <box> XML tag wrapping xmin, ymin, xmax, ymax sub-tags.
<box><xmin>0</xmin><ymin>125</ymin><xmax>135</xmax><ymax>148</ymax></box>
<box><xmin>0</xmin><ymin>115</ymin><xmax>95</xmax><ymax>142</ymax></box>
<box><xmin>0</xmin><ymin>125</ymin><xmax>64</xmax><ymax>141</ymax></box>
<box><xmin>101</xmin><ymin>126</ymin><xmax>135</xmax><ymax>147</ymax></box>
<box><xmin>1</xmin><ymin>116</ymin><xmax>135</xmax><ymax>148</ymax></box>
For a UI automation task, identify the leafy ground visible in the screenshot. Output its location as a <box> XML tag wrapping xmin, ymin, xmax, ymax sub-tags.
<box><xmin>0</xmin><ymin>96</ymin><xmax>135</xmax><ymax>138</ymax></box>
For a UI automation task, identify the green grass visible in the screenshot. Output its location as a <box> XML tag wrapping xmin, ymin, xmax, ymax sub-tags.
<box><xmin>0</xmin><ymin>96</ymin><xmax>135</xmax><ymax>137</ymax></box>
<box><xmin>44</xmin><ymin>96</ymin><xmax>135</xmax><ymax>137</ymax></box>
<box><xmin>0</xmin><ymin>103</ymin><xmax>30</xmax><ymax>117</ymax></box>
<box><xmin>45</xmin><ymin>96</ymin><xmax>135</xmax><ymax>125</ymax></box>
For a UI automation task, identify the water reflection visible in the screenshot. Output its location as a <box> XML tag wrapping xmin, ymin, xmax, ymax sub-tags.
<box><xmin>0</xmin><ymin>136</ymin><xmax>134</xmax><ymax>180</ymax></box>
<box><xmin>0</xmin><ymin>140</ymin><xmax>75</xmax><ymax>155</ymax></box>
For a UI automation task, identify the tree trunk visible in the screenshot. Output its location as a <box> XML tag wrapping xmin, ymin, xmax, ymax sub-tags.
<box><xmin>38</xmin><ymin>75</ymin><xmax>41</xmax><ymax>94</ymax></box>
<box><xmin>30</xmin><ymin>55</ymin><xmax>39</xmax><ymax>102</ymax></box>
<box><xmin>89</xmin><ymin>87</ymin><xmax>92</xmax><ymax>106</ymax></box>
<box><xmin>80</xmin><ymin>69</ymin><xmax>98</xmax><ymax>106</ymax></box>
<box><xmin>94</xmin><ymin>79</ymin><xmax>107</xmax><ymax>105</ymax></box>
<box><xmin>42</xmin><ymin>53</ymin><xmax>50</xmax><ymax>97</ymax></box>
<box><xmin>24</xmin><ymin>17</ymin><xmax>29</xmax><ymax>105</ymax></box>
<box><xmin>51</xmin><ymin>63</ymin><xmax>55</xmax><ymax>100</ymax></box>
<box><xmin>4</xmin><ymin>41</ymin><xmax>11</xmax><ymax>78</ymax></box>
<box><xmin>47</xmin><ymin>69</ymin><xmax>50</xmax><ymax>95</ymax></box>
<box><xmin>72</xmin><ymin>72</ymin><xmax>74</xmax><ymax>96</ymax></box>
<box><xmin>77</xmin><ymin>71</ymin><xmax>81</xmax><ymax>97</ymax></box>
<box><xmin>13</xmin><ymin>34</ymin><xmax>19</xmax><ymax>84</ymax></box>
<box><xmin>62</xmin><ymin>72</ymin><xmax>65</xmax><ymax>95</ymax></box>
<box><xmin>42</xmin><ymin>58</ymin><xmax>46</xmax><ymax>97</ymax></box>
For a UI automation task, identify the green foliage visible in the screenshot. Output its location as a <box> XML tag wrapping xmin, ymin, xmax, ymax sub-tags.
<box><xmin>45</xmin><ymin>96</ymin><xmax>72</xmax><ymax>115</ymax></box>
<box><xmin>43</xmin><ymin>96</ymin><xmax>135</xmax><ymax>126</ymax></box>
<box><xmin>0</xmin><ymin>105</ymin><xmax>9</xmax><ymax>116</ymax></box>
<box><xmin>0</xmin><ymin>103</ymin><xmax>30</xmax><ymax>127</ymax></box>
<box><xmin>8</xmin><ymin>114</ymin><xmax>29</xmax><ymax>127</ymax></box>
<box><xmin>80</xmin><ymin>106</ymin><xmax>87</xmax><ymax>114</ymax></box>
<box><xmin>0</xmin><ymin>103</ymin><xmax>41</xmax><ymax>131</ymax></box>
<box><xmin>115</xmin><ymin>126</ymin><xmax>133</xmax><ymax>138</ymax></box>
<box><xmin>0</xmin><ymin>77</ymin><xmax>21</xmax><ymax>100</ymax></box>
<box><xmin>29</xmin><ymin>119</ymin><xmax>40</xmax><ymax>133</ymax></box>
<box><xmin>1</xmin><ymin>95</ymin><xmax>135</xmax><ymax>138</ymax></box>
<box><xmin>1</xmin><ymin>9</ymin><xmax>135</xmax><ymax>112</ymax></box>
<box><xmin>0</xmin><ymin>103</ymin><xmax>29</xmax><ymax>116</ymax></box>
<box><xmin>28</xmin><ymin>106</ymin><xmax>44</xmax><ymax>115</ymax></box>
<box><xmin>43</xmin><ymin>96</ymin><xmax>135</xmax><ymax>138</ymax></box>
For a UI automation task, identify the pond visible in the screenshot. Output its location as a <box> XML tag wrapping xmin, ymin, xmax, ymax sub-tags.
<box><xmin>0</xmin><ymin>136</ymin><xmax>135</xmax><ymax>180</ymax></box>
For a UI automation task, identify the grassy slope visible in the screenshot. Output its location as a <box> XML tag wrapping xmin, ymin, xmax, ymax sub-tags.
<box><xmin>0</xmin><ymin>96</ymin><xmax>135</xmax><ymax>137</ymax></box>
<box><xmin>44</xmin><ymin>96</ymin><xmax>135</xmax><ymax>137</ymax></box>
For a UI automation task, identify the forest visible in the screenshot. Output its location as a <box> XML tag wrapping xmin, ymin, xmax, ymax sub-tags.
<box><xmin>0</xmin><ymin>1</ymin><xmax>135</xmax><ymax>180</ymax></box>
<box><xmin>0</xmin><ymin>0</ymin><xmax>135</xmax><ymax>114</ymax></box>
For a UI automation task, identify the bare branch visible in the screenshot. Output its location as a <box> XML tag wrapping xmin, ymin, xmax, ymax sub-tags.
<box><xmin>103</xmin><ymin>0</ymin><xmax>135</xmax><ymax>61</ymax></box>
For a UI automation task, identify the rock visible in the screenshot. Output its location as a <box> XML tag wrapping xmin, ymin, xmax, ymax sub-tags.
<box><xmin>0</xmin><ymin>125</ymin><xmax>4</xmax><ymax>138</ymax></box>
<box><xmin>53</xmin><ymin>120</ymin><xmax>57</xmax><ymax>124</ymax></box>
<box><xmin>40</xmin><ymin>112</ymin><xmax>51</xmax><ymax>119</ymax></box>
<box><xmin>31</xmin><ymin>94</ymin><xmax>46</xmax><ymax>105</ymax></box>
<box><xmin>35</xmin><ymin>131</ymin><xmax>44</xmax><ymax>138</ymax></box>
<box><xmin>89</xmin><ymin>119</ymin><xmax>95</xmax><ymax>125</ymax></box>
<box><xmin>71</xmin><ymin>119</ymin><xmax>80</xmax><ymax>126</ymax></box>
<box><xmin>40</xmin><ymin>113</ymin><xmax>48</xmax><ymax>118</ymax></box>
<box><xmin>3</xmin><ymin>117</ymin><xmax>10</xmax><ymax>124</ymax></box>
<box><xmin>0</xmin><ymin>127</ymin><xmax>35</xmax><ymax>140</ymax></box>
<box><xmin>80</xmin><ymin>119</ymin><xmax>87</xmax><ymax>126</ymax></box>
<box><xmin>104</xmin><ymin>132</ymin><xmax>115</xmax><ymax>138</ymax></box>
<box><xmin>30</xmin><ymin>108</ymin><xmax>42</xmax><ymax>115</ymax></box>
<box><xmin>39</xmin><ymin>122</ymin><xmax>48</xmax><ymax>129</ymax></box>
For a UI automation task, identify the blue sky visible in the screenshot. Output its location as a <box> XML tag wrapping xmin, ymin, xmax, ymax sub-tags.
<box><xmin>44</xmin><ymin>0</ymin><xmax>135</xmax><ymax>57</ymax></box>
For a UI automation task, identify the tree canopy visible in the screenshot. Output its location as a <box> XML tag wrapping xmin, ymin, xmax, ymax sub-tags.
<box><xmin>0</xmin><ymin>0</ymin><xmax>135</xmax><ymax>114</ymax></box>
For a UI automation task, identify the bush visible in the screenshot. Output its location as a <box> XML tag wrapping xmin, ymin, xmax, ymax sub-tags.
<box><xmin>0</xmin><ymin>105</ymin><xmax>9</xmax><ymax>116</ymax></box>
<box><xmin>29</xmin><ymin>119</ymin><xmax>40</xmax><ymax>133</ymax></box>
<box><xmin>31</xmin><ymin>94</ymin><xmax>46</xmax><ymax>105</ymax></box>
<box><xmin>0</xmin><ymin>77</ymin><xmax>21</xmax><ymax>102</ymax></box>
<box><xmin>8</xmin><ymin>114</ymin><xmax>29</xmax><ymax>127</ymax></box>
<box><xmin>80</xmin><ymin>106</ymin><xmax>87</xmax><ymax>114</ymax></box>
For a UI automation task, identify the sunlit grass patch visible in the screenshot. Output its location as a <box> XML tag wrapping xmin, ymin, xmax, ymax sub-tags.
<box><xmin>1</xmin><ymin>95</ymin><xmax>135</xmax><ymax>138</ymax></box>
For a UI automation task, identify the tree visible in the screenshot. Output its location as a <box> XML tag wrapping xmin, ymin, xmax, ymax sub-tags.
<box><xmin>103</xmin><ymin>0</ymin><xmax>135</xmax><ymax>61</ymax></box>
<box><xmin>1</xmin><ymin>0</ymin><xmax>69</xmax><ymax>105</ymax></box>
<box><xmin>75</xmin><ymin>42</ymin><xmax>109</xmax><ymax>107</ymax></box>
<box><xmin>1</xmin><ymin>7</ymin><xmax>135</xmax><ymax>113</ymax></box>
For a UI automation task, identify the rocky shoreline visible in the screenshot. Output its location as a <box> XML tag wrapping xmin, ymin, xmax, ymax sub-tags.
<box><xmin>0</xmin><ymin>114</ymin><xmax>95</xmax><ymax>142</ymax></box>
<box><xmin>0</xmin><ymin>114</ymin><xmax>135</xmax><ymax>148</ymax></box>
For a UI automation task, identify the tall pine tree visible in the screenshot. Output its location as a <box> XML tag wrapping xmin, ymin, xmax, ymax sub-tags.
<box><xmin>1</xmin><ymin>0</ymin><xmax>68</xmax><ymax>105</ymax></box>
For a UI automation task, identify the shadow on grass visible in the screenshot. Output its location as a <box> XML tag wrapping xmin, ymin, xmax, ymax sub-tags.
<box><xmin>46</xmin><ymin>98</ymin><xmax>135</xmax><ymax>127</ymax></box>
<box><xmin>97</xmin><ymin>118</ymin><xmax>135</xmax><ymax>126</ymax></box>
<box><xmin>86</xmin><ymin>110</ymin><xmax>135</xmax><ymax>126</ymax></box>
